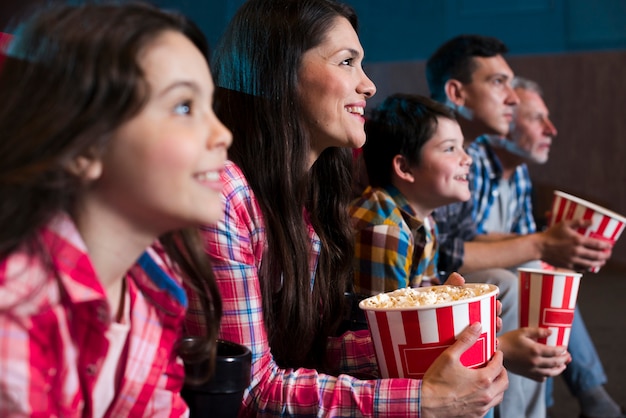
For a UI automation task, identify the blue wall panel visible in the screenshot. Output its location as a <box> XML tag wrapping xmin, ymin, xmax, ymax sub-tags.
<box><xmin>355</xmin><ymin>0</ymin><xmax>625</xmax><ymax>62</ymax></box>
<box><xmin>350</xmin><ymin>1</ymin><xmax>446</xmax><ymax>62</ymax></box>
<box><xmin>2</xmin><ymin>0</ymin><xmax>625</xmax><ymax>61</ymax></box>
<box><xmin>142</xmin><ymin>0</ymin><xmax>626</xmax><ymax>63</ymax></box>
<box><xmin>566</xmin><ymin>0</ymin><xmax>626</xmax><ymax>48</ymax></box>
<box><xmin>441</xmin><ymin>0</ymin><xmax>566</xmax><ymax>55</ymax></box>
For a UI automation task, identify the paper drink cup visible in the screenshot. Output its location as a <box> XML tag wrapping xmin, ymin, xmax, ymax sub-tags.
<box><xmin>358</xmin><ymin>284</ymin><xmax>498</xmax><ymax>379</ymax></box>
<box><xmin>518</xmin><ymin>268</ymin><xmax>582</xmax><ymax>347</ymax></box>
<box><xmin>549</xmin><ymin>190</ymin><xmax>626</xmax><ymax>272</ymax></box>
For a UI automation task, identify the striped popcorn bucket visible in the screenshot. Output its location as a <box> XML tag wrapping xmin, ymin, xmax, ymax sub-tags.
<box><xmin>518</xmin><ymin>268</ymin><xmax>582</xmax><ymax>347</ymax></box>
<box><xmin>549</xmin><ymin>190</ymin><xmax>626</xmax><ymax>272</ymax></box>
<box><xmin>358</xmin><ymin>284</ymin><xmax>498</xmax><ymax>379</ymax></box>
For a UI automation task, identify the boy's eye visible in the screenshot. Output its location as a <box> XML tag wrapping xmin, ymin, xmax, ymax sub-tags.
<box><xmin>174</xmin><ymin>101</ymin><xmax>191</xmax><ymax>115</ymax></box>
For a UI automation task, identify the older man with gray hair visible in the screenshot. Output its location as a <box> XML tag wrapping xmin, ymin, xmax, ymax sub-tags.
<box><xmin>467</xmin><ymin>75</ymin><xmax>623</xmax><ymax>418</ymax></box>
<box><xmin>427</xmin><ymin>33</ymin><xmax>613</xmax><ymax>417</ymax></box>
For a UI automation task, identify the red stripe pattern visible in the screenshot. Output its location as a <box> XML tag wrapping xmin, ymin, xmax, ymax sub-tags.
<box><xmin>364</xmin><ymin>291</ymin><xmax>497</xmax><ymax>379</ymax></box>
<box><xmin>549</xmin><ymin>191</ymin><xmax>625</xmax><ymax>272</ymax></box>
<box><xmin>518</xmin><ymin>269</ymin><xmax>582</xmax><ymax>347</ymax></box>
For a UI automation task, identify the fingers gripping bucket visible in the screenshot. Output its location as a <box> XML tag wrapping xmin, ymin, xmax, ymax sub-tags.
<box><xmin>549</xmin><ymin>190</ymin><xmax>626</xmax><ymax>273</ymax></box>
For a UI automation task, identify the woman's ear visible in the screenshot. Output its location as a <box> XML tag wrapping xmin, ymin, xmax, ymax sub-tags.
<box><xmin>444</xmin><ymin>79</ymin><xmax>465</xmax><ymax>107</ymax></box>
<box><xmin>64</xmin><ymin>150</ymin><xmax>103</xmax><ymax>182</ymax></box>
<box><xmin>392</xmin><ymin>155</ymin><xmax>414</xmax><ymax>183</ymax></box>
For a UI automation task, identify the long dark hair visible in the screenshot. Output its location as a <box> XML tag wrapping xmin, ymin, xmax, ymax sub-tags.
<box><xmin>212</xmin><ymin>0</ymin><xmax>356</xmax><ymax>369</ymax></box>
<box><xmin>0</xmin><ymin>2</ymin><xmax>221</xmax><ymax>380</ymax></box>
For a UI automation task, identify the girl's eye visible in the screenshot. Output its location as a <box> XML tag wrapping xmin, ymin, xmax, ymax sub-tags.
<box><xmin>174</xmin><ymin>101</ymin><xmax>192</xmax><ymax>115</ymax></box>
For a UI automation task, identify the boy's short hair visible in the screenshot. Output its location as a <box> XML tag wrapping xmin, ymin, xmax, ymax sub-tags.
<box><xmin>363</xmin><ymin>93</ymin><xmax>456</xmax><ymax>188</ymax></box>
<box><xmin>426</xmin><ymin>34</ymin><xmax>508</xmax><ymax>103</ymax></box>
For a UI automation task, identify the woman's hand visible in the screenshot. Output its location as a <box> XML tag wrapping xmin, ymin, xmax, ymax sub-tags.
<box><xmin>421</xmin><ymin>322</ymin><xmax>508</xmax><ymax>418</ymax></box>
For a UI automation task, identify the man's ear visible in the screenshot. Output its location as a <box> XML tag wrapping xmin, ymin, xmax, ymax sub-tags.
<box><xmin>444</xmin><ymin>79</ymin><xmax>465</xmax><ymax>107</ymax></box>
<box><xmin>392</xmin><ymin>155</ymin><xmax>414</xmax><ymax>183</ymax></box>
<box><xmin>64</xmin><ymin>149</ymin><xmax>103</xmax><ymax>182</ymax></box>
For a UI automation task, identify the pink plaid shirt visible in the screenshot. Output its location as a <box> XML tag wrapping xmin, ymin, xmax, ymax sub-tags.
<box><xmin>0</xmin><ymin>214</ymin><xmax>189</xmax><ymax>417</ymax></box>
<box><xmin>186</xmin><ymin>161</ymin><xmax>422</xmax><ymax>417</ymax></box>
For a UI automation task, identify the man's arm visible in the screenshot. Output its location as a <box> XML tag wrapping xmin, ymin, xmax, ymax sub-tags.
<box><xmin>461</xmin><ymin>219</ymin><xmax>613</xmax><ymax>273</ymax></box>
<box><xmin>460</xmin><ymin>233</ymin><xmax>542</xmax><ymax>274</ymax></box>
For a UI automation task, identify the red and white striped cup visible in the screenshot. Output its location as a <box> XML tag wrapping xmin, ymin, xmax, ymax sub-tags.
<box><xmin>358</xmin><ymin>284</ymin><xmax>498</xmax><ymax>379</ymax></box>
<box><xmin>549</xmin><ymin>190</ymin><xmax>626</xmax><ymax>272</ymax></box>
<box><xmin>518</xmin><ymin>267</ymin><xmax>582</xmax><ymax>347</ymax></box>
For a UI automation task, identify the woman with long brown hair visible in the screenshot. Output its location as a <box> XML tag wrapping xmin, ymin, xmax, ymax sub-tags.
<box><xmin>186</xmin><ymin>0</ymin><xmax>508</xmax><ymax>416</ymax></box>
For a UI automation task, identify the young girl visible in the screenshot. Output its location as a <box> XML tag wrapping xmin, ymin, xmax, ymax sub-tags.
<box><xmin>185</xmin><ymin>0</ymin><xmax>508</xmax><ymax>416</ymax></box>
<box><xmin>0</xmin><ymin>3</ymin><xmax>231</xmax><ymax>416</ymax></box>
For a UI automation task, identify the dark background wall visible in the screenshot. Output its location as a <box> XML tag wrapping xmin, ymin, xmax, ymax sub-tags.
<box><xmin>2</xmin><ymin>0</ymin><xmax>626</xmax><ymax>266</ymax></box>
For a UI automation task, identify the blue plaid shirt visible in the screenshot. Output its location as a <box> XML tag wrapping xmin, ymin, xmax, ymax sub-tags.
<box><xmin>432</xmin><ymin>199</ymin><xmax>476</xmax><ymax>277</ymax></box>
<box><xmin>433</xmin><ymin>135</ymin><xmax>538</xmax><ymax>277</ymax></box>
<box><xmin>468</xmin><ymin>136</ymin><xmax>537</xmax><ymax>235</ymax></box>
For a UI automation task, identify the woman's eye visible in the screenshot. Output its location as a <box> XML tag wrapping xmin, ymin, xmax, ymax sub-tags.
<box><xmin>174</xmin><ymin>101</ymin><xmax>192</xmax><ymax>115</ymax></box>
<box><xmin>341</xmin><ymin>58</ymin><xmax>353</xmax><ymax>66</ymax></box>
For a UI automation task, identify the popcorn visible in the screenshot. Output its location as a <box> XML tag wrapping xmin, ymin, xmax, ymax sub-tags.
<box><xmin>361</xmin><ymin>284</ymin><xmax>493</xmax><ymax>309</ymax></box>
<box><xmin>358</xmin><ymin>283</ymin><xmax>499</xmax><ymax>378</ymax></box>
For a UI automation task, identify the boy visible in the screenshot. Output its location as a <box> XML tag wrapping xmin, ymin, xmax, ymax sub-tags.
<box><xmin>351</xmin><ymin>93</ymin><xmax>471</xmax><ymax>294</ymax></box>
<box><xmin>351</xmin><ymin>93</ymin><xmax>569</xmax><ymax>418</ymax></box>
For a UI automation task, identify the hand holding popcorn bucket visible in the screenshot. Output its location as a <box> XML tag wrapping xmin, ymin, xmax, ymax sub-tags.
<box><xmin>358</xmin><ymin>284</ymin><xmax>498</xmax><ymax>379</ymax></box>
<box><xmin>518</xmin><ymin>267</ymin><xmax>582</xmax><ymax>347</ymax></box>
<box><xmin>549</xmin><ymin>190</ymin><xmax>626</xmax><ymax>272</ymax></box>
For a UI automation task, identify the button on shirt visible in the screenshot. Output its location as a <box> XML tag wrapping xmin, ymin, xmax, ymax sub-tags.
<box><xmin>0</xmin><ymin>213</ymin><xmax>189</xmax><ymax>417</ymax></box>
<box><xmin>185</xmin><ymin>161</ymin><xmax>423</xmax><ymax>417</ymax></box>
<box><xmin>350</xmin><ymin>185</ymin><xmax>439</xmax><ymax>295</ymax></box>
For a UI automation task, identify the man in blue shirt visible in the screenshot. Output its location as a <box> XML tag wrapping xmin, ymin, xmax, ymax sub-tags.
<box><xmin>426</xmin><ymin>35</ymin><xmax>618</xmax><ymax>418</ymax></box>
<box><xmin>468</xmin><ymin>76</ymin><xmax>623</xmax><ymax>418</ymax></box>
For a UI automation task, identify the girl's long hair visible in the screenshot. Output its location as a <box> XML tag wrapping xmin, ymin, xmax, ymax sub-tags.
<box><xmin>0</xmin><ymin>2</ymin><xmax>221</xmax><ymax>380</ymax></box>
<box><xmin>212</xmin><ymin>0</ymin><xmax>356</xmax><ymax>369</ymax></box>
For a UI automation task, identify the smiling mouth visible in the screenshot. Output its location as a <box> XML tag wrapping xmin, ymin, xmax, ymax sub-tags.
<box><xmin>194</xmin><ymin>171</ymin><xmax>220</xmax><ymax>182</ymax></box>
<box><xmin>346</xmin><ymin>106</ymin><xmax>364</xmax><ymax>115</ymax></box>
